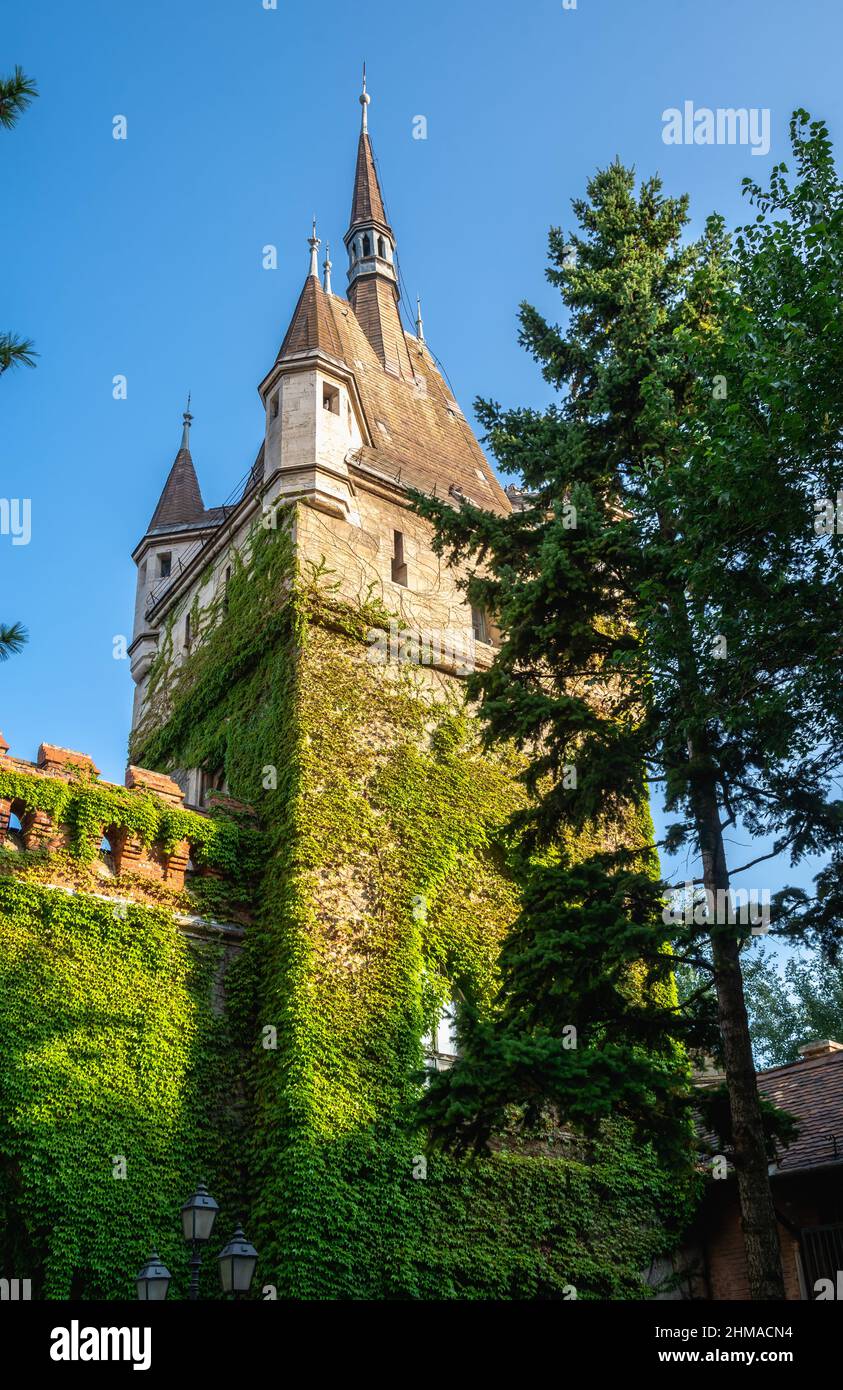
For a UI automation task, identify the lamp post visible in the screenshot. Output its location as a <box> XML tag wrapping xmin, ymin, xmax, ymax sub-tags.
<box><xmin>180</xmin><ymin>1184</ymin><xmax>219</xmax><ymax>1301</ymax></box>
<box><xmin>136</xmin><ymin>1185</ymin><xmax>258</xmax><ymax>1300</ymax></box>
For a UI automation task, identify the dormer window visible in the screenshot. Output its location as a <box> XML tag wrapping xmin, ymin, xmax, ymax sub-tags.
<box><xmin>323</xmin><ymin>384</ymin><xmax>340</xmax><ymax>415</ymax></box>
<box><xmin>158</xmin><ymin>552</ymin><xmax>172</xmax><ymax>579</ymax></box>
<box><xmin>391</xmin><ymin>530</ymin><xmax>408</xmax><ymax>587</ymax></box>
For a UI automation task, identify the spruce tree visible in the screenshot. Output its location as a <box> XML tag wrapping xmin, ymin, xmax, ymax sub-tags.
<box><xmin>413</xmin><ymin>117</ymin><xmax>843</xmax><ymax>1301</ymax></box>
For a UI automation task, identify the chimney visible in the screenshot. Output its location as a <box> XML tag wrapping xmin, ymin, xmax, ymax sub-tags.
<box><xmin>798</xmin><ymin>1039</ymin><xmax>843</xmax><ymax>1060</ymax></box>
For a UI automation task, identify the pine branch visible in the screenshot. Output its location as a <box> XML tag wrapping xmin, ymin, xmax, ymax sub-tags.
<box><xmin>0</xmin><ymin>66</ymin><xmax>38</xmax><ymax>130</ymax></box>
<box><xmin>0</xmin><ymin>334</ymin><xmax>37</xmax><ymax>374</ymax></box>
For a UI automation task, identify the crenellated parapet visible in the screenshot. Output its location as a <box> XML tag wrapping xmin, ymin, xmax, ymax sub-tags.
<box><xmin>0</xmin><ymin>731</ymin><xmax>259</xmax><ymax>901</ymax></box>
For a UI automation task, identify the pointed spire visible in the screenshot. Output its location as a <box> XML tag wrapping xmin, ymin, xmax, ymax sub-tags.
<box><xmin>180</xmin><ymin>392</ymin><xmax>193</xmax><ymax>449</ymax></box>
<box><xmin>308</xmin><ymin>216</ymin><xmax>321</xmax><ymax>278</ymax></box>
<box><xmin>343</xmin><ymin>69</ymin><xmax>410</xmax><ymax>377</ymax></box>
<box><xmin>146</xmin><ymin>405</ymin><xmax>206</xmax><ymax>532</ymax></box>
<box><xmin>323</xmin><ymin>242</ymin><xmax>333</xmax><ymax>296</ymax></box>
<box><xmin>360</xmin><ymin>62</ymin><xmax>370</xmax><ymax>133</ymax></box>
<box><xmin>348</xmin><ymin>79</ymin><xmax>388</xmax><ymax>230</ymax></box>
<box><xmin>416</xmin><ymin>297</ymin><xmax>425</xmax><ymax>343</ymax></box>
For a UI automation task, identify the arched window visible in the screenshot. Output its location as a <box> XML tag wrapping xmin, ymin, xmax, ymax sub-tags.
<box><xmin>362</xmin><ymin>234</ymin><xmax>371</xmax><ymax>257</ymax></box>
<box><xmin>377</xmin><ymin>236</ymin><xmax>386</xmax><ymax>259</ymax></box>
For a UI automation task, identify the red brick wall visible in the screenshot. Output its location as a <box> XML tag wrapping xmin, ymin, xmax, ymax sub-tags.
<box><xmin>704</xmin><ymin>1186</ymin><xmax>804</xmax><ymax>1300</ymax></box>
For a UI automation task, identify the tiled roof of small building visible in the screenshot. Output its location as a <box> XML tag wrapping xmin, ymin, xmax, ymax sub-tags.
<box><xmin>760</xmin><ymin>1045</ymin><xmax>843</xmax><ymax>1174</ymax></box>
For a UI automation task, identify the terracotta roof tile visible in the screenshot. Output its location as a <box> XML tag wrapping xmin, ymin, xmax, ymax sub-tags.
<box><xmin>759</xmin><ymin>1048</ymin><xmax>843</xmax><ymax>1174</ymax></box>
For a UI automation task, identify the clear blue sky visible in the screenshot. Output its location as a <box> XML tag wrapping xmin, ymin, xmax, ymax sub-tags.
<box><xmin>2</xmin><ymin>0</ymin><xmax>840</xmax><ymax>908</ymax></box>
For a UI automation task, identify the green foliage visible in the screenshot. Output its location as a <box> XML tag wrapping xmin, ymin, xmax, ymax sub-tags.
<box><xmin>0</xmin><ymin>66</ymin><xmax>37</xmax><ymax>130</ymax></box>
<box><xmin>409</xmin><ymin>121</ymin><xmax>843</xmax><ymax>1228</ymax></box>
<box><xmin>1</xmin><ymin>66</ymin><xmax>38</xmax><ymax>378</ymax></box>
<box><xmin>741</xmin><ymin>945</ymin><xmax>843</xmax><ymax>1068</ymax></box>
<box><xmin>125</xmin><ymin>516</ymin><xmax>690</xmax><ymax>1298</ymax></box>
<box><xmin>0</xmin><ymin>879</ymin><xmax>246</xmax><ymax>1298</ymax></box>
<box><xmin>0</xmin><ymin>765</ymin><xmax>263</xmax><ymax>881</ymax></box>
<box><xmin>0</xmin><ymin>622</ymin><xmax>27</xmax><ymax>661</ymax></box>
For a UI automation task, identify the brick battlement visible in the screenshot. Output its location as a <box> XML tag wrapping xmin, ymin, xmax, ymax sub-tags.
<box><xmin>0</xmin><ymin>731</ymin><xmax>214</xmax><ymax>893</ymax></box>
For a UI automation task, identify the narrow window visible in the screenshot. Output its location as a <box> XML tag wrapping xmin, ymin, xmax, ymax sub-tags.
<box><xmin>377</xmin><ymin>236</ymin><xmax>386</xmax><ymax>258</ymax></box>
<box><xmin>223</xmin><ymin>564</ymin><xmax>232</xmax><ymax>614</ymax></box>
<box><xmin>322</xmin><ymin>384</ymin><xmax>340</xmax><ymax>415</ymax></box>
<box><xmin>271</xmin><ymin>392</ymin><xmax>279</xmax><ymax>419</ymax></box>
<box><xmin>184</xmin><ymin>611</ymin><xmax>192</xmax><ymax>650</ymax></box>
<box><xmin>391</xmin><ymin>530</ymin><xmax>408</xmax><ymax>586</ymax></box>
<box><xmin>471</xmin><ymin>606</ymin><xmax>488</xmax><ymax>643</ymax></box>
<box><xmin>140</xmin><ymin>561</ymin><xmax>147</xmax><ymax>585</ymax></box>
<box><xmin>362</xmin><ymin>234</ymin><xmax>371</xmax><ymax>257</ymax></box>
<box><xmin>158</xmin><ymin>552</ymin><xmax>172</xmax><ymax>579</ymax></box>
<box><xmin>423</xmin><ymin>1001</ymin><xmax>460</xmax><ymax>1074</ymax></box>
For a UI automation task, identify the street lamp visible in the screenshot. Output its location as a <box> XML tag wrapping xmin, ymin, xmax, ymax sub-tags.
<box><xmin>135</xmin><ymin>1186</ymin><xmax>258</xmax><ymax>1300</ymax></box>
<box><xmin>180</xmin><ymin>1183</ymin><xmax>219</xmax><ymax>1300</ymax></box>
<box><xmin>136</xmin><ymin>1251</ymin><xmax>171</xmax><ymax>1301</ymax></box>
<box><xmin>217</xmin><ymin>1227</ymin><xmax>258</xmax><ymax>1297</ymax></box>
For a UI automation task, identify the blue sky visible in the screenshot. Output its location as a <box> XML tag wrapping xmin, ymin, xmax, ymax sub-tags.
<box><xmin>1</xmin><ymin>0</ymin><xmax>840</xmax><ymax>913</ymax></box>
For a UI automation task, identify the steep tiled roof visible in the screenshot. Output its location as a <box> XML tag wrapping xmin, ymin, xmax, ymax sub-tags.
<box><xmin>350</xmin><ymin>131</ymin><xmax>388</xmax><ymax>229</ymax></box>
<box><xmin>275</xmin><ymin>275</ymin><xmax>509</xmax><ymax>514</ymax></box>
<box><xmin>279</xmin><ymin>275</ymin><xmax>345</xmax><ymax>359</ymax></box>
<box><xmin>760</xmin><ymin>1047</ymin><xmax>843</xmax><ymax>1174</ymax></box>
<box><xmin>147</xmin><ymin>445</ymin><xmax>206</xmax><ymax>532</ymax></box>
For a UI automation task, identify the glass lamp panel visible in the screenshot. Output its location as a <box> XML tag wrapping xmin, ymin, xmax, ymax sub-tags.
<box><xmin>232</xmin><ymin>1254</ymin><xmax>257</xmax><ymax>1294</ymax></box>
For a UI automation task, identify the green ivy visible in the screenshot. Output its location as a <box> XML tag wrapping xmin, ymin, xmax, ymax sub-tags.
<box><xmin>0</xmin><ymin>511</ymin><xmax>693</xmax><ymax>1299</ymax></box>
<box><xmin>0</xmin><ymin>879</ymin><xmax>247</xmax><ymax>1298</ymax></box>
<box><xmin>130</xmin><ymin>513</ymin><xmax>694</xmax><ymax>1299</ymax></box>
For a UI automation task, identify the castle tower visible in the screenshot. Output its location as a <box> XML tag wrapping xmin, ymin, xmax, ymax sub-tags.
<box><xmin>128</xmin><ymin>404</ymin><xmax>226</xmax><ymax>726</ymax></box>
<box><xmin>129</xmin><ymin>77</ymin><xmax>511</xmax><ymax>748</ymax></box>
<box><xmin>0</xmin><ymin>72</ymin><xmax>666</xmax><ymax>1305</ymax></box>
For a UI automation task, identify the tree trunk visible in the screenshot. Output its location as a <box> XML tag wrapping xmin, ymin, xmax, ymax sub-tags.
<box><xmin>690</xmin><ymin>753</ymin><xmax>786</xmax><ymax>1300</ymax></box>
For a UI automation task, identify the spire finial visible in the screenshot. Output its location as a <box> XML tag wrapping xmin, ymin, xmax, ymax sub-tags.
<box><xmin>181</xmin><ymin>392</ymin><xmax>193</xmax><ymax>449</ymax></box>
<box><xmin>416</xmin><ymin>296</ymin><xmax>425</xmax><ymax>344</ymax></box>
<box><xmin>359</xmin><ymin>62</ymin><xmax>370</xmax><ymax>133</ymax></box>
<box><xmin>323</xmin><ymin>241</ymin><xmax>333</xmax><ymax>296</ymax></box>
<box><xmin>308</xmin><ymin>216</ymin><xmax>321</xmax><ymax>279</ymax></box>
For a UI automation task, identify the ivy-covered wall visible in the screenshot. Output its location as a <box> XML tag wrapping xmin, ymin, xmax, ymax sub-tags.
<box><xmin>0</xmin><ymin>879</ymin><xmax>247</xmax><ymax>1299</ymax></box>
<box><xmin>127</xmin><ymin>512</ymin><xmax>693</xmax><ymax>1299</ymax></box>
<box><xmin>0</xmin><ymin>510</ymin><xmax>692</xmax><ymax>1299</ymax></box>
